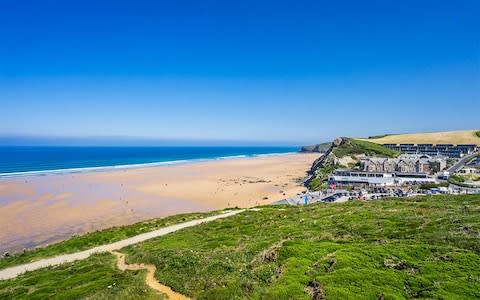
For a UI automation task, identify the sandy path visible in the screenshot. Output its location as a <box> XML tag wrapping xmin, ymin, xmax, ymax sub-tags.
<box><xmin>112</xmin><ymin>251</ymin><xmax>191</xmax><ymax>300</ymax></box>
<box><xmin>0</xmin><ymin>209</ymin><xmax>244</xmax><ymax>280</ymax></box>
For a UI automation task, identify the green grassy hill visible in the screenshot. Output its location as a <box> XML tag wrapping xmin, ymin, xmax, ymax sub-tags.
<box><xmin>333</xmin><ymin>138</ymin><xmax>399</xmax><ymax>158</ymax></box>
<box><xmin>1</xmin><ymin>195</ymin><xmax>479</xmax><ymax>299</ymax></box>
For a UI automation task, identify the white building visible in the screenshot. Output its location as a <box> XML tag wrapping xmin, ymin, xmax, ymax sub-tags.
<box><xmin>329</xmin><ymin>170</ymin><xmax>436</xmax><ymax>187</ymax></box>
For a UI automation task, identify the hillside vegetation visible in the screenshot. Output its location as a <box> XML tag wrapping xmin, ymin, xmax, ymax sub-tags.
<box><xmin>367</xmin><ymin>134</ymin><xmax>396</xmax><ymax>139</ymax></box>
<box><xmin>1</xmin><ymin>195</ymin><xmax>479</xmax><ymax>299</ymax></box>
<box><xmin>363</xmin><ymin>129</ymin><xmax>480</xmax><ymax>145</ymax></box>
<box><xmin>0</xmin><ymin>253</ymin><xmax>160</xmax><ymax>299</ymax></box>
<box><xmin>332</xmin><ymin>138</ymin><xmax>399</xmax><ymax>158</ymax></box>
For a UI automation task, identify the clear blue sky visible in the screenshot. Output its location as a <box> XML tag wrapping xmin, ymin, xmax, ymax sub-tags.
<box><xmin>0</xmin><ymin>0</ymin><xmax>479</xmax><ymax>145</ymax></box>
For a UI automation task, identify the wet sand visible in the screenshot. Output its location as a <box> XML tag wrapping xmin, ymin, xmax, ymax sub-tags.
<box><xmin>0</xmin><ymin>153</ymin><xmax>318</xmax><ymax>253</ymax></box>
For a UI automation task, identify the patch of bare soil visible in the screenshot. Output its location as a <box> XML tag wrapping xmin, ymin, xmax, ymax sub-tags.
<box><xmin>306</xmin><ymin>280</ymin><xmax>325</xmax><ymax>300</ymax></box>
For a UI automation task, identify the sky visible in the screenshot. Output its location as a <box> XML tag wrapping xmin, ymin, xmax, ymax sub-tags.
<box><xmin>0</xmin><ymin>0</ymin><xmax>479</xmax><ymax>146</ymax></box>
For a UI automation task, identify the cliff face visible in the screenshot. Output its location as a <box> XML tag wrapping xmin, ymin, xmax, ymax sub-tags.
<box><xmin>308</xmin><ymin>138</ymin><xmax>344</xmax><ymax>174</ymax></box>
<box><xmin>304</xmin><ymin>138</ymin><xmax>346</xmax><ymax>187</ymax></box>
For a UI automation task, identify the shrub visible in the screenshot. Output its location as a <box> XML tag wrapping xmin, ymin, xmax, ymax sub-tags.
<box><xmin>419</xmin><ymin>182</ymin><xmax>449</xmax><ymax>190</ymax></box>
<box><xmin>450</xmin><ymin>175</ymin><xmax>465</xmax><ymax>183</ymax></box>
<box><xmin>368</xmin><ymin>134</ymin><xmax>394</xmax><ymax>139</ymax></box>
<box><xmin>448</xmin><ymin>175</ymin><xmax>477</xmax><ymax>188</ymax></box>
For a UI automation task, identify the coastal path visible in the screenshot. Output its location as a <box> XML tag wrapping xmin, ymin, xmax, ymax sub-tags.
<box><xmin>0</xmin><ymin>209</ymin><xmax>244</xmax><ymax>280</ymax></box>
<box><xmin>112</xmin><ymin>251</ymin><xmax>191</xmax><ymax>300</ymax></box>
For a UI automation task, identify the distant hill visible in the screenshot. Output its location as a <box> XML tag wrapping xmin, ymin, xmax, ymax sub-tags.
<box><xmin>301</xmin><ymin>142</ymin><xmax>331</xmax><ymax>153</ymax></box>
<box><xmin>362</xmin><ymin>129</ymin><xmax>480</xmax><ymax>145</ymax></box>
<box><xmin>332</xmin><ymin>138</ymin><xmax>399</xmax><ymax>158</ymax></box>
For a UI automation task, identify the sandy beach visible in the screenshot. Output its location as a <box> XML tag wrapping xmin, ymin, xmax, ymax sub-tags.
<box><xmin>0</xmin><ymin>153</ymin><xmax>318</xmax><ymax>253</ymax></box>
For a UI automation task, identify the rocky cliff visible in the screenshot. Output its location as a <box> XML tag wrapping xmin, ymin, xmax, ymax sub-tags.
<box><xmin>304</xmin><ymin>138</ymin><xmax>346</xmax><ymax>187</ymax></box>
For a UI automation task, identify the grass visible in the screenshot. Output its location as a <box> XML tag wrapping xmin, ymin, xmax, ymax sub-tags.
<box><xmin>332</xmin><ymin>138</ymin><xmax>399</xmax><ymax>158</ymax></box>
<box><xmin>309</xmin><ymin>163</ymin><xmax>338</xmax><ymax>191</ymax></box>
<box><xmin>0</xmin><ymin>253</ymin><xmax>161</xmax><ymax>300</ymax></box>
<box><xmin>118</xmin><ymin>194</ymin><xmax>480</xmax><ymax>299</ymax></box>
<box><xmin>362</xmin><ymin>129</ymin><xmax>480</xmax><ymax>146</ymax></box>
<box><xmin>462</xmin><ymin>173</ymin><xmax>480</xmax><ymax>181</ymax></box>
<box><xmin>0</xmin><ymin>210</ymin><xmax>221</xmax><ymax>270</ymax></box>
<box><xmin>448</xmin><ymin>175</ymin><xmax>479</xmax><ymax>188</ymax></box>
<box><xmin>308</xmin><ymin>177</ymin><xmax>323</xmax><ymax>191</ymax></box>
<box><xmin>450</xmin><ymin>175</ymin><xmax>466</xmax><ymax>183</ymax></box>
<box><xmin>1</xmin><ymin>195</ymin><xmax>479</xmax><ymax>299</ymax></box>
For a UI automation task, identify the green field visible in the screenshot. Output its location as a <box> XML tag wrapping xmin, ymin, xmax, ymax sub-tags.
<box><xmin>1</xmin><ymin>195</ymin><xmax>479</xmax><ymax>299</ymax></box>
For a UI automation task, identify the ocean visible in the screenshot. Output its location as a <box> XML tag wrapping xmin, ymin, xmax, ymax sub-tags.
<box><xmin>0</xmin><ymin>146</ymin><xmax>299</xmax><ymax>176</ymax></box>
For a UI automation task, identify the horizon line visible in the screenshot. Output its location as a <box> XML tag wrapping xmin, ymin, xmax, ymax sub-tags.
<box><xmin>0</xmin><ymin>135</ymin><xmax>311</xmax><ymax>147</ymax></box>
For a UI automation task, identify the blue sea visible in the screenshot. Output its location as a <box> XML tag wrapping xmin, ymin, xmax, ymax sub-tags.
<box><xmin>0</xmin><ymin>146</ymin><xmax>299</xmax><ymax>176</ymax></box>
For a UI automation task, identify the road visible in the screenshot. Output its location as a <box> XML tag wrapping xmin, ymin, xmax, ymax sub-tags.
<box><xmin>447</xmin><ymin>151</ymin><xmax>479</xmax><ymax>174</ymax></box>
<box><xmin>0</xmin><ymin>209</ymin><xmax>244</xmax><ymax>280</ymax></box>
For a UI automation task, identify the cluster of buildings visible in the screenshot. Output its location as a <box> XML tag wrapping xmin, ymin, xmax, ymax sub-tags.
<box><xmin>382</xmin><ymin>144</ymin><xmax>477</xmax><ymax>158</ymax></box>
<box><xmin>324</xmin><ymin>141</ymin><xmax>479</xmax><ymax>189</ymax></box>
<box><xmin>330</xmin><ymin>154</ymin><xmax>451</xmax><ymax>188</ymax></box>
<box><xmin>329</xmin><ymin>154</ymin><xmax>448</xmax><ymax>187</ymax></box>
<box><xmin>360</xmin><ymin>154</ymin><xmax>446</xmax><ymax>174</ymax></box>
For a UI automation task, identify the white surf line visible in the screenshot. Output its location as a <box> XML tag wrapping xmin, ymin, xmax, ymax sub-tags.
<box><xmin>0</xmin><ymin>151</ymin><xmax>299</xmax><ymax>178</ymax></box>
<box><xmin>0</xmin><ymin>209</ymin><xmax>245</xmax><ymax>280</ymax></box>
